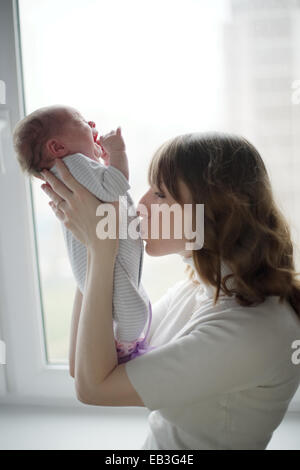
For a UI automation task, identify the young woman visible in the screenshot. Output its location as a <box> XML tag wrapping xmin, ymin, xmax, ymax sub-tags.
<box><xmin>40</xmin><ymin>130</ymin><xmax>300</xmax><ymax>450</ymax></box>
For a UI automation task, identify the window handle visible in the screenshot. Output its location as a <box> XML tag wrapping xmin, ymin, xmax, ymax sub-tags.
<box><xmin>0</xmin><ymin>80</ymin><xmax>7</xmax><ymax>175</ymax></box>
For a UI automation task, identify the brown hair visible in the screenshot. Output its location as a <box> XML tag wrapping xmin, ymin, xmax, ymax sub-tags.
<box><xmin>12</xmin><ymin>105</ymin><xmax>70</xmax><ymax>178</ymax></box>
<box><xmin>148</xmin><ymin>131</ymin><xmax>300</xmax><ymax>318</ymax></box>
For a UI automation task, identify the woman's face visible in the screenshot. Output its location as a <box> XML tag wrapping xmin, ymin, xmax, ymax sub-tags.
<box><xmin>137</xmin><ymin>179</ymin><xmax>194</xmax><ymax>258</ymax></box>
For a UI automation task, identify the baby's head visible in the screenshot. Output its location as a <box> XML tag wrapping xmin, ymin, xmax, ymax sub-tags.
<box><xmin>13</xmin><ymin>104</ymin><xmax>100</xmax><ymax>180</ymax></box>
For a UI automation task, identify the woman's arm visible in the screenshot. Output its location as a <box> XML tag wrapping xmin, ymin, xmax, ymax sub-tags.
<box><xmin>74</xmin><ymin>245</ymin><xmax>118</xmax><ymax>399</ymax></box>
<box><xmin>69</xmin><ymin>287</ymin><xmax>82</xmax><ymax>378</ymax></box>
<box><xmin>75</xmin><ymin>245</ymin><xmax>145</xmax><ymax>406</ymax></box>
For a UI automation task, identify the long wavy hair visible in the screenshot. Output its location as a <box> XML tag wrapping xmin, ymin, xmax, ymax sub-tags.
<box><xmin>148</xmin><ymin>131</ymin><xmax>300</xmax><ymax>318</ymax></box>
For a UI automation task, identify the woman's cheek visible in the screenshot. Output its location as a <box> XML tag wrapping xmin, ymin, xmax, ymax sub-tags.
<box><xmin>148</xmin><ymin>203</ymin><xmax>179</xmax><ymax>241</ymax></box>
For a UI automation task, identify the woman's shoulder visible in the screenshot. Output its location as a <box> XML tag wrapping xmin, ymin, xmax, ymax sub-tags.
<box><xmin>161</xmin><ymin>277</ymin><xmax>202</xmax><ymax>309</ymax></box>
<box><xmin>190</xmin><ymin>295</ymin><xmax>300</xmax><ymax>365</ymax></box>
<box><xmin>151</xmin><ymin>278</ymin><xmax>191</xmax><ymax>319</ymax></box>
<box><xmin>169</xmin><ymin>276</ymin><xmax>202</xmax><ymax>296</ymax></box>
<box><xmin>166</xmin><ymin>277</ymin><xmax>193</xmax><ymax>295</ymax></box>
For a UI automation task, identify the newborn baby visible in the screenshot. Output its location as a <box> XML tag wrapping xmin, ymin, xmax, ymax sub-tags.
<box><xmin>13</xmin><ymin>104</ymin><xmax>153</xmax><ymax>364</ymax></box>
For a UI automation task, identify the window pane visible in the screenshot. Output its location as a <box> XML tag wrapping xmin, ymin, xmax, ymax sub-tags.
<box><xmin>30</xmin><ymin>183</ymin><xmax>76</xmax><ymax>363</ymax></box>
<box><xmin>18</xmin><ymin>0</ymin><xmax>300</xmax><ymax>363</ymax></box>
<box><xmin>222</xmin><ymin>0</ymin><xmax>300</xmax><ymax>261</ymax></box>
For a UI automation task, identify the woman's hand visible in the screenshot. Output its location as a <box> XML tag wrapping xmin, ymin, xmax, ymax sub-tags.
<box><xmin>40</xmin><ymin>159</ymin><xmax>119</xmax><ymax>257</ymax></box>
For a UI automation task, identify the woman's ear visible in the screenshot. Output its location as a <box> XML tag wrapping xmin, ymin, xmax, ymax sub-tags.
<box><xmin>46</xmin><ymin>139</ymin><xmax>67</xmax><ymax>157</ymax></box>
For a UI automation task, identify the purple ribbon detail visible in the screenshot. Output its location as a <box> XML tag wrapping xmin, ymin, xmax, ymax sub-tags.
<box><xmin>117</xmin><ymin>301</ymin><xmax>156</xmax><ymax>364</ymax></box>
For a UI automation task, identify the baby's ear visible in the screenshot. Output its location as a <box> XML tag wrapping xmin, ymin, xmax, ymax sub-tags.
<box><xmin>46</xmin><ymin>139</ymin><xmax>66</xmax><ymax>157</ymax></box>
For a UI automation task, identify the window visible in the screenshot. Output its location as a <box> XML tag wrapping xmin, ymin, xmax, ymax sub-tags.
<box><xmin>0</xmin><ymin>0</ymin><xmax>299</xmax><ymax>408</ymax></box>
<box><xmin>17</xmin><ymin>0</ymin><xmax>229</xmax><ymax>364</ymax></box>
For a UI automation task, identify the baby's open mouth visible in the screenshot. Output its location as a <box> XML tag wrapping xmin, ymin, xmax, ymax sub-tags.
<box><xmin>93</xmin><ymin>130</ymin><xmax>99</xmax><ymax>143</ymax></box>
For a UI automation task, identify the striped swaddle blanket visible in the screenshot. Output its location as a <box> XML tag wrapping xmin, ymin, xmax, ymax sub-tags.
<box><xmin>50</xmin><ymin>153</ymin><xmax>151</xmax><ymax>345</ymax></box>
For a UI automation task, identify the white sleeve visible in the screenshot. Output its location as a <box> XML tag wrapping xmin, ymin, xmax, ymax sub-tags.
<box><xmin>50</xmin><ymin>154</ymin><xmax>131</xmax><ymax>201</ymax></box>
<box><xmin>125</xmin><ymin>311</ymin><xmax>281</xmax><ymax>411</ymax></box>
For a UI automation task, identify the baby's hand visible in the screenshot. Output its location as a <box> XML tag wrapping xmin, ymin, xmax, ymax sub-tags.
<box><xmin>98</xmin><ymin>127</ymin><xmax>126</xmax><ymax>155</ymax></box>
<box><xmin>98</xmin><ymin>127</ymin><xmax>129</xmax><ymax>180</ymax></box>
<box><xmin>93</xmin><ymin>141</ymin><xmax>104</xmax><ymax>160</ymax></box>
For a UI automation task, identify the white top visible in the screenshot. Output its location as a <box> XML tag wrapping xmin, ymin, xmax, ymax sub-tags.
<box><xmin>125</xmin><ymin>255</ymin><xmax>300</xmax><ymax>450</ymax></box>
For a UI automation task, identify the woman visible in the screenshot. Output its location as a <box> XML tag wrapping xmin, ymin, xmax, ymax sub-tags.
<box><xmin>40</xmin><ymin>131</ymin><xmax>300</xmax><ymax>450</ymax></box>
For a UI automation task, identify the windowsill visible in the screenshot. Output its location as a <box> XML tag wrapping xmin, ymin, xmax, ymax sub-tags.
<box><xmin>0</xmin><ymin>403</ymin><xmax>149</xmax><ymax>450</ymax></box>
<box><xmin>0</xmin><ymin>403</ymin><xmax>299</xmax><ymax>450</ymax></box>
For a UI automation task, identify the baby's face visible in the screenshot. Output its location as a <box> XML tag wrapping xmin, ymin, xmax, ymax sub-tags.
<box><xmin>60</xmin><ymin>110</ymin><xmax>102</xmax><ymax>162</ymax></box>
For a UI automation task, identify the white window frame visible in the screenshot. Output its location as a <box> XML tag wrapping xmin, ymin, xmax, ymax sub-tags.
<box><xmin>0</xmin><ymin>0</ymin><xmax>79</xmax><ymax>407</ymax></box>
<box><xmin>0</xmin><ymin>0</ymin><xmax>299</xmax><ymax>411</ymax></box>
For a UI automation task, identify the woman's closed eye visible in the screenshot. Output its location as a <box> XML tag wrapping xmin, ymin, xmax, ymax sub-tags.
<box><xmin>154</xmin><ymin>192</ymin><xmax>165</xmax><ymax>199</ymax></box>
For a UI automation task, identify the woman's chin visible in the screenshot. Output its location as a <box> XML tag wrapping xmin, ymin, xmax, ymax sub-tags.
<box><xmin>144</xmin><ymin>240</ymin><xmax>157</xmax><ymax>256</ymax></box>
<box><xmin>144</xmin><ymin>239</ymin><xmax>168</xmax><ymax>257</ymax></box>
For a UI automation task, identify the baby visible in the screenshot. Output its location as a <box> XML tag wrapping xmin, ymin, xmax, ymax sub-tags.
<box><xmin>13</xmin><ymin>104</ymin><xmax>153</xmax><ymax>364</ymax></box>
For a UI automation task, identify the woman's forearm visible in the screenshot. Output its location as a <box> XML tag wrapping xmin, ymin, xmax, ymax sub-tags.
<box><xmin>69</xmin><ymin>287</ymin><xmax>83</xmax><ymax>378</ymax></box>
<box><xmin>74</xmin><ymin>247</ymin><xmax>118</xmax><ymax>400</ymax></box>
